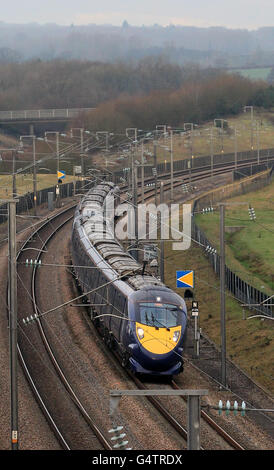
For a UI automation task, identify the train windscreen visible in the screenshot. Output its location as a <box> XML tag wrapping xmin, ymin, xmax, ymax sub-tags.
<box><xmin>138</xmin><ymin>302</ymin><xmax>183</xmax><ymax>328</ymax></box>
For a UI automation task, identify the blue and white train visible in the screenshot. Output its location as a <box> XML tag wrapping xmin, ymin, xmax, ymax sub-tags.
<box><xmin>71</xmin><ymin>181</ymin><xmax>187</xmax><ymax>376</ymax></box>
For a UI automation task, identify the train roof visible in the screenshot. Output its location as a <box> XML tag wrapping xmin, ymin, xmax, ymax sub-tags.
<box><xmin>74</xmin><ymin>183</ymin><xmax>166</xmax><ymax>292</ymax></box>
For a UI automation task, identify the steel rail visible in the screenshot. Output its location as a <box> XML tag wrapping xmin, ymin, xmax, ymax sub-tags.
<box><xmin>170</xmin><ymin>380</ymin><xmax>244</xmax><ymax>450</ymax></box>
<box><xmin>120</xmin><ymin>154</ymin><xmax>274</xmax><ymax>191</ymax></box>
<box><xmin>115</xmin><ymin>174</ymin><xmax>247</xmax><ymax>450</ymax></box>
<box><xmin>11</xmin><ymin>205</ymin><xmax>76</xmax><ymax>449</ymax></box>
<box><xmin>17</xmin><ymin>345</ymin><xmax>71</xmax><ymax>450</ymax></box>
<box><xmin>16</xmin><ymin>204</ymin><xmax>112</xmax><ymax>450</ymax></box>
<box><xmin>30</xmin><ymin>212</ymin><xmax>112</xmax><ymax>450</ymax></box>
<box><xmin>127</xmin><ymin>370</ymin><xmax>190</xmax><ymax>446</ymax></box>
<box><xmin>13</xmin><ymin>157</ymin><xmax>270</xmax><ymax>449</ymax></box>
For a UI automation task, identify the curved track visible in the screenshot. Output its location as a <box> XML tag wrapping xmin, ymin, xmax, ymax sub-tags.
<box><xmin>121</xmin><ymin>154</ymin><xmax>274</xmax><ymax>193</ymax></box>
<box><xmin>14</xmin><ymin>158</ymin><xmax>273</xmax><ymax>450</ymax></box>
<box><xmin>15</xmin><ymin>205</ymin><xmax>112</xmax><ymax>450</ymax></box>
<box><xmin>99</xmin><ymin>335</ymin><xmax>245</xmax><ymax>450</ymax></box>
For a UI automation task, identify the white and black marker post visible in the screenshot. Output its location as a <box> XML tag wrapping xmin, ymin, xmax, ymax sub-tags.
<box><xmin>192</xmin><ymin>301</ymin><xmax>200</xmax><ymax>357</ymax></box>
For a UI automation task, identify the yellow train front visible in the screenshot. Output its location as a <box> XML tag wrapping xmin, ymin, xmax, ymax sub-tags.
<box><xmin>125</xmin><ymin>286</ymin><xmax>187</xmax><ymax>376</ymax></box>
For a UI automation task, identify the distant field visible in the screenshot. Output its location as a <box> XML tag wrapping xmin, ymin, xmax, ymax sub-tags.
<box><xmin>138</xmin><ymin>110</ymin><xmax>274</xmax><ymax>165</ymax></box>
<box><xmin>195</xmin><ymin>177</ymin><xmax>274</xmax><ymax>294</ymax></box>
<box><xmin>83</xmin><ymin>110</ymin><xmax>274</xmax><ymax>170</ymax></box>
<box><xmin>230</xmin><ymin>67</ymin><xmax>272</xmax><ymax>81</ymax></box>
<box><xmin>0</xmin><ymin>173</ymin><xmax>77</xmax><ymax>199</ymax></box>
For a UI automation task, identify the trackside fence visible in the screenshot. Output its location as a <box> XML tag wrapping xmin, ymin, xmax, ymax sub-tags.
<box><xmin>113</xmin><ymin>146</ymin><xmax>274</xmax><ymax>183</ymax></box>
<box><xmin>0</xmin><ymin>179</ymin><xmax>94</xmax><ymax>225</ymax></box>
<box><xmin>192</xmin><ymin>169</ymin><xmax>273</xmax><ymax>317</ymax></box>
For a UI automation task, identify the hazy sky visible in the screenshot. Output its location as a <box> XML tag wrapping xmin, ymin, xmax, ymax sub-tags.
<box><xmin>1</xmin><ymin>0</ymin><xmax>274</xmax><ymax>30</ymax></box>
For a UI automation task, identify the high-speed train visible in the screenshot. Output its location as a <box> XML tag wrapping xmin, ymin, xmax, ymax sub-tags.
<box><xmin>71</xmin><ymin>181</ymin><xmax>187</xmax><ymax>376</ymax></box>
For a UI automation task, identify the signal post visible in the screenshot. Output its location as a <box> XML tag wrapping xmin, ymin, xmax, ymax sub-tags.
<box><xmin>1</xmin><ymin>198</ymin><xmax>19</xmax><ymax>449</ymax></box>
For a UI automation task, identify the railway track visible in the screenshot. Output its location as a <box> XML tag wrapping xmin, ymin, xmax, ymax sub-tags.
<box><xmin>15</xmin><ymin>204</ymin><xmax>112</xmax><ymax>450</ymax></box>
<box><xmin>12</xmin><ymin>170</ymin><xmax>186</xmax><ymax>449</ymax></box>
<box><xmin>85</xmin><ymin>176</ymin><xmax>247</xmax><ymax>450</ymax></box>
<box><xmin>13</xmin><ymin>159</ymin><xmax>272</xmax><ymax>449</ymax></box>
<box><xmin>184</xmin><ymin>326</ymin><xmax>274</xmax><ymax>439</ymax></box>
<box><xmin>170</xmin><ymin>379</ymin><xmax>244</xmax><ymax>450</ymax></box>
<box><xmin>120</xmin><ymin>154</ymin><xmax>274</xmax><ymax>194</ymax></box>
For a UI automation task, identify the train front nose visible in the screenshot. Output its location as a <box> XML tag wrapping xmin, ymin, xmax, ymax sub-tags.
<box><xmin>134</xmin><ymin>323</ymin><xmax>183</xmax><ymax>372</ymax></box>
<box><xmin>136</xmin><ymin>322</ymin><xmax>181</xmax><ymax>354</ymax></box>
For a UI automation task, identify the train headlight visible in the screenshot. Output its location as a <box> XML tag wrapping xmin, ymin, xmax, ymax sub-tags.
<box><xmin>137</xmin><ymin>327</ymin><xmax>144</xmax><ymax>340</ymax></box>
<box><xmin>173</xmin><ymin>330</ymin><xmax>180</xmax><ymax>343</ymax></box>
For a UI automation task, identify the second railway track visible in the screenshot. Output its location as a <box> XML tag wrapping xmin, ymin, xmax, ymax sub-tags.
<box><xmin>15</xmin><ymin>204</ymin><xmax>112</xmax><ymax>450</ymax></box>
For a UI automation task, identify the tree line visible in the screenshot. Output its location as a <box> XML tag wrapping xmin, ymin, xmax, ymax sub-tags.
<box><xmin>0</xmin><ymin>58</ymin><xmax>273</xmax><ymax>134</ymax></box>
<box><xmin>0</xmin><ymin>58</ymin><xmax>220</xmax><ymax>111</ymax></box>
<box><xmin>79</xmin><ymin>73</ymin><xmax>269</xmax><ymax>132</ymax></box>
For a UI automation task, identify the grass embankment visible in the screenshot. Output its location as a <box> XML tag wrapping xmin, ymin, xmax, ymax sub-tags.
<box><xmin>104</xmin><ymin>109</ymin><xmax>274</xmax><ymax>170</ymax></box>
<box><xmin>164</xmin><ymin>237</ymin><xmax>274</xmax><ymax>393</ymax></box>
<box><xmin>163</xmin><ymin>178</ymin><xmax>273</xmax><ymax>393</ymax></box>
<box><xmin>0</xmin><ymin>132</ymin><xmax>19</xmax><ymax>148</ymax></box>
<box><xmin>155</xmin><ymin>110</ymin><xmax>274</xmax><ymax>164</ymax></box>
<box><xmin>195</xmin><ymin>178</ymin><xmax>274</xmax><ymax>294</ymax></box>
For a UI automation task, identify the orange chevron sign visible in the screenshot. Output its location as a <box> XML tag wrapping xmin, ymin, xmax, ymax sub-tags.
<box><xmin>57</xmin><ymin>170</ymin><xmax>66</xmax><ymax>180</ymax></box>
<box><xmin>176</xmin><ymin>270</ymin><xmax>194</xmax><ymax>288</ymax></box>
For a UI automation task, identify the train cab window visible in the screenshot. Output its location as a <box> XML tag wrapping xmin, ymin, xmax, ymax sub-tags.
<box><xmin>138</xmin><ymin>303</ymin><xmax>183</xmax><ymax>328</ymax></box>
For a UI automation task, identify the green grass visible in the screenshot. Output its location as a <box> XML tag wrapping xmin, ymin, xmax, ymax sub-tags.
<box><xmin>194</xmin><ymin>178</ymin><xmax>274</xmax><ymax>294</ymax></box>
<box><xmin>163</xmin><ymin>233</ymin><xmax>274</xmax><ymax>393</ymax></box>
<box><xmin>161</xmin><ymin>175</ymin><xmax>274</xmax><ymax>393</ymax></box>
